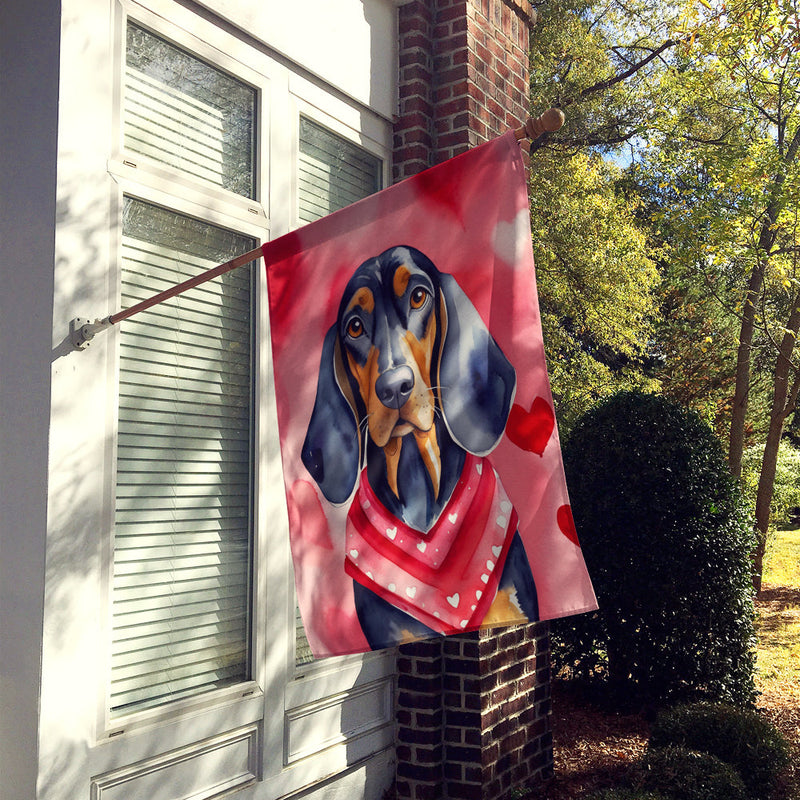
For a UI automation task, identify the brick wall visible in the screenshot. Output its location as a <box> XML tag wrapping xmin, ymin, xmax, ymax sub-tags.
<box><xmin>391</xmin><ymin>3</ymin><xmax>553</xmax><ymax>798</ymax></box>
<box><xmin>395</xmin><ymin>626</ymin><xmax>553</xmax><ymax>800</ymax></box>
<box><xmin>394</xmin><ymin>0</ymin><xmax>534</xmax><ymax>181</ymax></box>
<box><xmin>393</xmin><ymin>0</ymin><xmax>553</xmax><ymax>800</ymax></box>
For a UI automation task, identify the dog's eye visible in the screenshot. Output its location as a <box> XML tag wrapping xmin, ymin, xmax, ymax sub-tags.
<box><xmin>410</xmin><ymin>287</ymin><xmax>429</xmax><ymax>310</ymax></box>
<box><xmin>346</xmin><ymin>317</ymin><xmax>364</xmax><ymax>338</ymax></box>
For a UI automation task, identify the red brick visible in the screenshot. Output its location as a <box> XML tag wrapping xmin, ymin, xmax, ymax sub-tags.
<box><xmin>434</xmin><ymin>52</ymin><xmax>453</xmax><ymax>71</ymax></box>
<box><xmin>399</xmin><ymin>96</ymin><xmax>434</xmax><ymax>116</ymax></box>
<box><xmin>437</xmin><ymin>130</ymin><xmax>471</xmax><ymax>149</ymax></box>
<box><xmin>448</xmin><ymin>782</ymin><xmax>484</xmax><ymax>800</ymax></box>
<box><xmin>435</xmin><ymin>63</ymin><xmax>470</xmax><ymax>86</ymax></box>
<box><xmin>397</xmin><ymin>110</ymin><xmax>440</xmax><ymax>133</ymax></box>
<box><xmin>436</xmin><ymin>96</ymin><xmax>471</xmax><ymax>118</ymax></box>
<box><xmin>415</xmin><ymin>710</ymin><xmax>444</xmax><ymax>730</ymax></box>
<box><xmin>438</xmin><ymin>3</ymin><xmax>470</xmax><ymax>23</ymax></box>
<box><xmin>403</xmin><ymin>64</ymin><xmax>433</xmax><ymax>83</ymax></box>
<box><xmin>401</xmin><ymin>31</ymin><xmax>431</xmax><ymax>51</ymax></box>
<box><xmin>447</xmin><ymin>743</ymin><xmax>482</xmax><ymax>763</ymax></box>
<box><xmin>451</xmin><ymin>14</ymin><xmax>469</xmax><ymax>34</ymax></box>
<box><xmin>445</xmin><ymin>762</ymin><xmax>464</xmax><ymax>781</ymax></box>
<box><xmin>399</xmin><ymin>725</ymin><xmax>442</xmax><ymax>746</ymax></box>
<box><xmin>399</xmin><ymin>79</ymin><xmax>433</xmax><ymax>100</ymax></box>
<box><xmin>432</xmin><ymin>22</ymin><xmax>452</xmax><ymax>39</ymax></box>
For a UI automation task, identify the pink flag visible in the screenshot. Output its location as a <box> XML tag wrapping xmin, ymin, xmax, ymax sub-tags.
<box><xmin>264</xmin><ymin>132</ymin><xmax>597</xmax><ymax>657</ymax></box>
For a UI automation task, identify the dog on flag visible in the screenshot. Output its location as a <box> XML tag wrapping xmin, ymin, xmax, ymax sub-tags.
<box><xmin>302</xmin><ymin>245</ymin><xmax>538</xmax><ymax>649</ymax></box>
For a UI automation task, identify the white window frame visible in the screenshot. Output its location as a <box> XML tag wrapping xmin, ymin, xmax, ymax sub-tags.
<box><xmin>100</xmin><ymin>0</ymin><xmax>274</xmax><ymax>740</ymax></box>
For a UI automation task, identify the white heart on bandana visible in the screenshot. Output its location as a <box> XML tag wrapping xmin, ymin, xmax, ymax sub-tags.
<box><xmin>349</xmin><ymin>549</ymin><xmax>359</xmax><ymax>559</ymax></box>
<box><xmin>406</xmin><ymin>586</ymin><xmax>417</xmax><ymax>598</ymax></box>
<box><xmin>386</xmin><ymin>526</ymin><xmax>397</xmax><ymax>540</ymax></box>
<box><xmin>417</xmin><ymin>541</ymin><xmax>427</xmax><ymax>552</ymax></box>
<box><xmin>492</xmin><ymin>545</ymin><xmax>502</xmax><ymax>557</ymax></box>
<box><xmin>448</xmin><ymin>512</ymin><xmax>458</xmax><ymax>524</ymax></box>
<box><xmin>447</xmin><ymin>593</ymin><xmax>460</xmax><ymax>608</ymax></box>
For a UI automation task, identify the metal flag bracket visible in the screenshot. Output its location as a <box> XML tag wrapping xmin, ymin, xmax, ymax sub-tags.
<box><xmin>70</xmin><ymin>316</ymin><xmax>113</xmax><ymax>350</ymax></box>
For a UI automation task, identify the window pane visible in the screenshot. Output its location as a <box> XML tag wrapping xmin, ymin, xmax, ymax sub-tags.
<box><xmin>298</xmin><ymin>117</ymin><xmax>382</xmax><ymax>223</ymax></box>
<box><xmin>111</xmin><ymin>197</ymin><xmax>255</xmax><ymax>715</ymax></box>
<box><xmin>295</xmin><ymin>119</ymin><xmax>383</xmax><ymax>664</ymax></box>
<box><xmin>125</xmin><ymin>23</ymin><xmax>256</xmax><ymax>198</ymax></box>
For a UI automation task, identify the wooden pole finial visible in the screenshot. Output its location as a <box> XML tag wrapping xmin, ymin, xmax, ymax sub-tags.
<box><xmin>514</xmin><ymin>108</ymin><xmax>565</xmax><ymax>142</ymax></box>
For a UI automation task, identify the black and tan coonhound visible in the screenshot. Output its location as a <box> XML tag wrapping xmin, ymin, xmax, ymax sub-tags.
<box><xmin>302</xmin><ymin>245</ymin><xmax>538</xmax><ymax>649</ymax></box>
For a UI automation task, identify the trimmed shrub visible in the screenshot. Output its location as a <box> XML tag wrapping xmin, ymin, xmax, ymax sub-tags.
<box><xmin>633</xmin><ymin>746</ymin><xmax>748</xmax><ymax>800</ymax></box>
<box><xmin>649</xmin><ymin>702</ymin><xmax>790</xmax><ymax>798</ymax></box>
<box><xmin>553</xmin><ymin>391</ymin><xmax>757</xmax><ymax>706</ymax></box>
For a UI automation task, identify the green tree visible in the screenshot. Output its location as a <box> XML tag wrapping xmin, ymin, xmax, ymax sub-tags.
<box><xmin>529</xmin><ymin>0</ymin><xmax>682</xmax><ymax>156</ymax></box>
<box><xmin>529</xmin><ymin>151</ymin><xmax>660</xmax><ymax>428</ymax></box>
<box><xmin>527</xmin><ymin>0</ymin><xmax>674</xmax><ymax>427</ymax></box>
<box><xmin>529</xmin><ymin>0</ymin><xmax>800</xmax><ymax>590</ymax></box>
<box><xmin>633</xmin><ymin>0</ymin><xmax>800</xmax><ymax>589</ymax></box>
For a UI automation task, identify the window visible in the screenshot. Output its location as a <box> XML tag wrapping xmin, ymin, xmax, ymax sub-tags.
<box><xmin>46</xmin><ymin>0</ymin><xmax>397</xmax><ymax>793</ymax></box>
<box><xmin>124</xmin><ymin>22</ymin><xmax>256</xmax><ymax>198</ymax></box>
<box><xmin>298</xmin><ymin>116</ymin><xmax>382</xmax><ymax>223</ymax></box>
<box><xmin>109</xmin><ymin>22</ymin><xmax>259</xmax><ymax>717</ymax></box>
<box><xmin>294</xmin><ymin>117</ymin><xmax>383</xmax><ymax>665</ymax></box>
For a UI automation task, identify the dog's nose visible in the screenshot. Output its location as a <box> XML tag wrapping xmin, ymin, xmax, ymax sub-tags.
<box><xmin>376</xmin><ymin>366</ymin><xmax>414</xmax><ymax>409</ymax></box>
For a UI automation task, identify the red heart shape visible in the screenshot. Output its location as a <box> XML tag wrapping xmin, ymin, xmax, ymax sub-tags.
<box><xmin>557</xmin><ymin>504</ymin><xmax>580</xmax><ymax>547</ymax></box>
<box><xmin>506</xmin><ymin>396</ymin><xmax>555</xmax><ymax>455</ymax></box>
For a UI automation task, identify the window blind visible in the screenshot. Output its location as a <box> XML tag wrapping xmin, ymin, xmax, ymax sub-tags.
<box><xmin>125</xmin><ymin>23</ymin><xmax>256</xmax><ymax>199</ymax></box>
<box><xmin>298</xmin><ymin>117</ymin><xmax>382</xmax><ymax>224</ymax></box>
<box><xmin>111</xmin><ymin>198</ymin><xmax>255</xmax><ymax>715</ymax></box>
<box><xmin>294</xmin><ymin>118</ymin><xmax>382</xmax><ymax>664</ymax></box>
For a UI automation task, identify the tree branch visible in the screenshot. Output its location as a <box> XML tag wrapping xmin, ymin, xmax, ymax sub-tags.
<box><xmin>557</xmin><ymin>39</ymin><xmax>678</xmax><ymax>108</ymax></box>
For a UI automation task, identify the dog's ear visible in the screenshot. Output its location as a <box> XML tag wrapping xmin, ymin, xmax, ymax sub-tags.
<box><xmin>437</xmin><ymin>273</ymin><xmax>516</xmax><ymax>455</ymax></box>
<box><xmin>301</xmin><ymin>328</ymin><xmax>362</xmax><ymax>504</ymax></box>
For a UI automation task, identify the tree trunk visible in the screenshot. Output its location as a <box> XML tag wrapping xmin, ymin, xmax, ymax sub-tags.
<box><xmin>729</xmin><ymin>265</ymin><xmax>765</xmax><ymax>478</ymax></box>
<box><xmin>728</xmin><ymin>127</ymin><xmax>800</xmax><ymax>479</ymax></box>
<box><xmin>753</xmin><ymin>300</ymin><xmax>800</xmax><ymax>593</ymax></box>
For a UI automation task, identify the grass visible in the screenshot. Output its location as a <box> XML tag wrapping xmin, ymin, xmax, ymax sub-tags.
<box><xmin>754</xmin><ymin>527</ymin><xmax>800</xmax><ymax>800</ymax></box>
<box><xmin>763</xmin><ymin>528</ymin><xmax>800</xmax><ymax>587</ymax></box>
<box><xmin>756</xmin><ymin>528</ymin><xmax>800</xmax><ymax>699</ymax></box>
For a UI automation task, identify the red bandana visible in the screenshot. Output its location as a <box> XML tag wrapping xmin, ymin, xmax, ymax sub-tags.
<box><xmin>344</xmin><ymin>454</ymin><xmax>519</xmax><ymax>634</ymax></box>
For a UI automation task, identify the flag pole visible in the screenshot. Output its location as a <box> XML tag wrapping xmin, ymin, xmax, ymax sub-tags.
<box><xmin>109</xmin><ymin>245</ymin><xmax>264</xmax><ymax>324</ymax></box>
<box><xmin>69</xmin><ymin>245</ymin><xmax>264</xmax><ymax>349</ymax></box>
<box><xmin>70</xmin><ymin>109</ymin><xmax>564</xmax><ymax>350</ymax></box>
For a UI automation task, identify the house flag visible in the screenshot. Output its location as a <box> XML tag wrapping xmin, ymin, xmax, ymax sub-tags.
<box><xmin>264</xmin><ymin>131</ymin><xmax>597</xmax><ymax>658</ymax></box>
